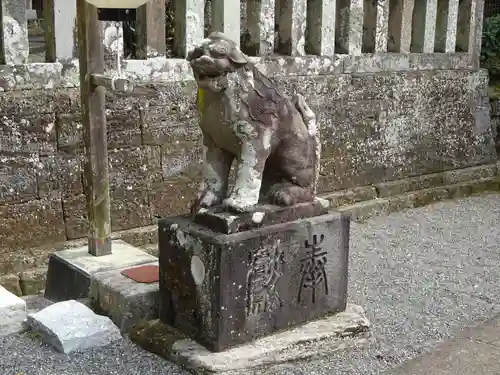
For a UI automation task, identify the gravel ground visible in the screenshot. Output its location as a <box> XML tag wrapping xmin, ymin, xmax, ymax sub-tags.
<box><xmin>2</xmin><ymin>193</ymin><xmax>500</xmax><ymax>375</ymax></box>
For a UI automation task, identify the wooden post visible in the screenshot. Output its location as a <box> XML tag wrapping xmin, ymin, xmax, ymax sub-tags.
<box><xmin>77</xmin><ymin>0</ymin><xmax>112</xmax><ymax>256</ymax></box>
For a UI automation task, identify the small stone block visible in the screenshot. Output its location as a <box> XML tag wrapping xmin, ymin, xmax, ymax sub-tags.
<box><xmin>45</xmin><ymin>240</ymin><xmax>158</xmax><ymax>302</ymax></box>
<box><xmin>159</xmin><ymin>211</ymin><xmax>350</xmax><ymax>352</ymax></box>
<box><xmin>27</xmin><ymin>300</ymin><xmax>122</xmax><ymax>353</ymax></box>
<box><xmin>121</xmin><ymin>265</ymin><xmax>160</xmax><ymax>283</ymax></box>
<box><xmin>0</xmin><ymin>286</ymin><xmax>27</xmax><ymax>336</ymax></box>
<box><xmin>131</xmin><ymin>304</ymin><xmax>371</xmax><ymax>375</ymax></box>
<box><xmin>195</xmin><ymin>198</ymin><xmax>330</xmax><ymax>234</ymax></box>
<box><xmin>90</xmin><ymin>262</ymin><xmax>160</xmax><ymax>333</ymax></box>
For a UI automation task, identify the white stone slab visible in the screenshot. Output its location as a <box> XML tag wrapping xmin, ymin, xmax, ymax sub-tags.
<box><xmin>54</xmin><ymin>240</ymin><xmax>157</xmax><ymax>276</ymax></box>
<box><xmin>0</xmin><ymin>286</ymin><xmax>27</xmax><ymax>336</ymax></box>
<box><xmin>27</xmin><ymin>300</ymin><xmax>122</xmax><ymax>353</ymax></box>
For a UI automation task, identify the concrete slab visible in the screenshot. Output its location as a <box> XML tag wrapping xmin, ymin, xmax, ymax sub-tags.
<box><xmin>44</xmin><ymin>240</ymin><xmax>158</xmax><ymax>302</ymax></box>
<box><xmin>27</xmin><ymin>300</ymin><xmax>122</xmax><ymax>354</ymax></box>
<box><xmin>386</xmin><ymin>314</ymin><xmax>500</xmax><ymax>375</ymax></box>
<box><xmin>0</xmin><ymin>286</ymin><xmax>27</xmax><ymax>336</ymax></box>
<box><xmin>386</xmin><ymin>337</ymin><xmax>500</xmax><ymax>375</ymax></box>
<box><xmin>130</xmin><ymin>304</ymin><xmax>371</xmax><ymax>375</ymax></box>
<box><xmin>90</xmin><ymin>262</ymin><xmax>159</xmax><ymax>334</ymax></box>
<box><xmin>460</xmin><ymin>313</ymin><xmax>500</xmax><ymax>347</ymax></box>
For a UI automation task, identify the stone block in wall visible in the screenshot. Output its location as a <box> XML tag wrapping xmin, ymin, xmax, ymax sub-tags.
<box><xmin>0</xmin><ymin>113</ymin><xmax>57</xmax><ymax>155</ymax></box>
<box><xmin>62</xmin><ymin>195</ymin><xmax>87</xmax><ymax>240</ymax></box>
<box><xmin>161</xmin><ymin>140</ymin><xmax>203</xmax><ymax>180</ymax></box>
<box><xmin>56</xmin><ymin>113</ymin><xmax>82</xmax><ymax>152</ymax></box>
<box><xmin>0</xmin><ymin>90</ymin><xmax>73</xmax><ymax>117</ymax></box>
<box><xmin>0</xmin><ymin>155</ymin><xmax>38</xmax><ymax>204</ymax></box>
<box><xmin>57</xmin><ymin>113</ymin><xmax>142</xmax><ymax>152</ymax></box>
<box><xmin>144</xmin><ymin>102</ymin><xmax>197</xmax><ymax>128</ymax></box>
<box><xmin>107</xmin><ymin>146</ymin><xmax>162</xmax><ymax>191</ymax></box>
<box><xmin>317</xmin><ymin>156</ymin><xmax>341</xmax><ymax>194</ymax></box>
<box><xmin>105</xmin><ymin>94</ymin><xmax>145</xmax><ymax>148</ymax></box>
<box><xmin>148</xmin><ymin>179</ymin><xmax>198</xmax><ymax>219</ymax></box>
<box><xmin>141</xmin><ymin>81</ymin><xmax>198</xmax><ymax>145</ymax></box>
<box><xmin>57</xmin><ymin>92</ymin><xmax>145</xmax><ymax>152</ymax></box>
<box><xmin>278</xmin><ymin>74</ymin><xmax>351</xmax><ymax>108</ymax></box>
<box><xmin>110</xmin><ymin>188</ymin><xmax>152</xmax><ymax>232</ymax></box>
<box><xmin>0</xmin><ymin>241</ymin><xmax>59</xmax><ymax>276</ymax></box>
<box><xmin>37</xmin><ymin>154</ymin><xmax>83</xmax><ymax>198</ymax></box>
<box><xmin>64</xmin><ymin>190</ymin><xmax>152</xmax><ymax>236</ymax></box>
<box><xmin>19</xmin><ymin>267</ymin><xmax>47</xmax><ymax>295</ymax></box>
<box><xmin>142</xmin><ymin>118</ymin><xmax>201</xmax><ymax>146</ymax></box>
<box><xmin>0</xmin><ymin>274</ymin><xmax>22</xmax><ymax>296</ymax></box>
<box><xmin>145</xmin><ymin>81</ymin><xmax>198</xmax><ymax>108</ymax></box>
<box><xmin>0</xmin><ymin>197</ymin><xmax>66</xmax><ymax>254</ymax></box>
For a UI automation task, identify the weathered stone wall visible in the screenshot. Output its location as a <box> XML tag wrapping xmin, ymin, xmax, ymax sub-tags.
<box><xmin>0</xmin><ymin>54</ymin><xmax>496</xmax><ymax>294</ymax></box>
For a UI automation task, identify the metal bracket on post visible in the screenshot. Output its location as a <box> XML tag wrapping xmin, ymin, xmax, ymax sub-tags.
<box><xmin>78</xmin><ymin>0</ymin><xmax>153</xmax><ymax>257</ymax></box>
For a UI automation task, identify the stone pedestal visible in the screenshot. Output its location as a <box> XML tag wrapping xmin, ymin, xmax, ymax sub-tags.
<box><xmin>44</xmin><ymin>240</ymin><xmax>157</xmax><ymax>302</ymax></box>
<box><xmin>158</xmin><ymin>199</ymin><xmax>351</xmax><ymax>352</ymax></box>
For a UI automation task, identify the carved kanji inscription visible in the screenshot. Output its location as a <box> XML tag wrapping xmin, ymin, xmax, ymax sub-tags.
<box><xmin>298</xmin><ymin>234</ymin><xmax>328</xmax><ymax>304</ymax></box>
<box><xmin>246</xmin><ymin>239</ymin><xmax>284</xmax><ymax>316</ymax></box>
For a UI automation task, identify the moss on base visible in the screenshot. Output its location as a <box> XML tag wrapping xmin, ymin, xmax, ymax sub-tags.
<box><xmin>129</xmin><ymin>319</ymin><xmax>187</xmax><ymax>359</ymax></box>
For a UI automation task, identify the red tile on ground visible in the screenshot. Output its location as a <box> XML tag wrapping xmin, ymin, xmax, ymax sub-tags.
<box><xmin>121</xmin><ymin>265</ymin><xmax>159</xmax><ymax>283</ymax></box>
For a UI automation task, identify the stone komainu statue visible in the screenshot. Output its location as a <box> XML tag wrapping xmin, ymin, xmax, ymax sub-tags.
<box><xmin>188</xmin><ymin>32</ymin><xmax>320</xmax><ymax>213</ymax></box>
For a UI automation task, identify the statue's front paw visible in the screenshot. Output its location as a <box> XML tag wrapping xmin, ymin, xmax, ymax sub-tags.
<box><xmin>190</xmin><ymin>191</ymin><xmax>222</xmax><ymax>216</ymax></box>
<box><xmin>223</xmin><ymin>197</ymin><xmax>255</xmax><ymax>213</ymax></box>
<box><xmin>199</xmin><ymin>191</ymin><xmax>222</xmax><ymax>208</ymax></box>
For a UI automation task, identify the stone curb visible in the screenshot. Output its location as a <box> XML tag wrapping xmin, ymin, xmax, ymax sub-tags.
<box><xmin>336</xmin><ymin>177</ymin><xmax>500</xmax><ymax>222</ymax></box>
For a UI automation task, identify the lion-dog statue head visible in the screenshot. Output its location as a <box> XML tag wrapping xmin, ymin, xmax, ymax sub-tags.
<box><xmin>187</xmin><ymin>32</ymin><xmax>249</xmax><ymax>92</ymax></box>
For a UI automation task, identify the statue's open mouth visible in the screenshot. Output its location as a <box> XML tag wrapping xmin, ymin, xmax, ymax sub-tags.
<box><xmin>197</xmin><ymin>73</ymin><xmax>220</xmax><ymax>81</ymax></box>
<box><xmin>194</xmin><ymin>71</ymin><xmax>228</xmax><ymax>89</ymax></box>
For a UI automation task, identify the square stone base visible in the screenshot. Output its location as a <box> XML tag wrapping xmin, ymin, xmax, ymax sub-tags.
<box><xmin>45</xmin><ymin>240</ymin><xmax>157</xmax><ymax>302</ymax></box>
<box><xmin>130</xmin><ymin>304</ymin><xmax>371</xmax><ymax>375</ymax></box>
<box><xmin>159</xmin><ymin>211</ymin><xmax>350</xmax><ymax>352</ymax></box>
<box><xmin>90</xmin><ymin>262</ymin><xmax>160</xmax><ymax>333</ymax></box>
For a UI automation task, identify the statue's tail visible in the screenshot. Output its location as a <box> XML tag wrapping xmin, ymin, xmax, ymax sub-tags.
<box><xmin>293</xmin><ymin>94</ymin><xmax>320</xmax><ymax>196</ymax></box>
